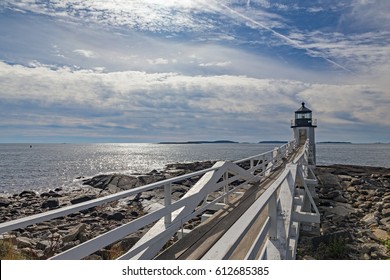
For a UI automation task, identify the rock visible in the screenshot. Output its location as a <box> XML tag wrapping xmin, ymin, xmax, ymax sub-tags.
<box><xmin>143</xmin><ymin>202</ymin><xmax>164</xmax><ymax>213</ymax></box>
<box><xmin>48</xmin><ymin>190</ymin><xmax>62</xmax><ymax>198</ymax></box>
<box><xmin>130</xmin><ymin>211</ymin><xmax>139</xmax><ymax>217</ymax></box>
<box><xmin>16</xmin><ymin>236</ymin><xmax>35</xmax><ymax>248</ymax></box>
<box><xmin>380</xmin><ymin>217</ymin><xmax>390</xmax><ymax>229</ymax></box>
<box><xmin>362</xmin><ymin>213</ymin><xmax>378</xmax><ymax>226</ymax></box>
<box><xmin>62</xmin><ymin>224</ymin><xmax>87</xmax><ymax>243</ymax></box>
<box><xmin>338</xmin><ymin>175</ymin><xmax>352</xmax><ymax>182</ymax></box>
<box><xmin>36</xmin><ymin>240</ymin><xmax>52</xmax><ymax>251</ymax></box>
<box><xmin>351</xmin><ymin>178</ymin><xmax>364</xmax><ymax>186</ymax></box>
<box><xmin>105</xmin><ymin>184</ymin><xmax>122</xmax><ymax>194</ymax></box>
<box><xmin>322</xmin><ymin>190</ymin><xmax>342</xmax><ymax>199</ymax></box>
<box><xmin>383</xmin><ymin>195</ymin><xmax>390</xmax><ymax>202</ymax></box>
<box><xmin>371</xmin><ymin>228</ymin><xmax>389</xmax><ymax>240</ymax></box>
<box><xmin>83</xmin><ymin>174</ymin><xmax>139</xmax><ymax>191</ymax></box>
<box><xmin>19</xmin><ymin>190</ymin><xmax>37</xmax><ymax>197</ymax></box>
<box><xmin>105</xmin><ymin>212</ymin><xmax>125</xmax><ymax>221</ymax></box>
<box><xmin>323</xmin><ymin>204</ymin><xmax>355</xmax><ymax>217</ymax></box>
<box><xmin>83</xmin><ymin>174</ymin><xmax>115</xmax><ymax>189</ymax></box>
<box><xmin>361</xmin><ymin>243</ymin><xmax>389</xmax><ymax>259</ymax></box>
<box><xmin>110</xmin><ymin>235</ymin><xmax>140</xmax><ymax>253</ymax></box>
<box><xmin>42</xmin><ymin>198</ymin><xmax>59</xmax><ymax>209</ymax></box>
<box><xmin>311</xmin><ymin>230</ymin><xmax>351</xmax><ymax>249</ymax></box>
<box><xmin>317</xmin><ymin>174</ymin><xmax>341</xmax><ymax>189</ymax></box>
<box><xmin>334</xmin><ymin>195</ymin><xmax>348</xmax><ymax>203</ymax></box>
<box><xmin>0</xmin><ymin>197</ymin><xmax>11</xmax><ymax>207</ymax></box>
<box><xmin>70</xmin><ymin>195</ymin><xmax>97</xmax><ymax>205</ymax></box>
<box><xmin>60</xmin><ymin>240</ymin><xmax>81</xmax><ymax>252</ymax></box>
<box><xmin>382</xmin><ymin>208</ymin><xmax>390</xmax><ymax>218</ymax></box>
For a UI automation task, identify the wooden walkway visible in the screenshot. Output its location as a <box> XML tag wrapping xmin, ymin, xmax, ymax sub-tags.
<box><xmin>156</xmin><ymin>146</ymin><xmax>304</xmax><ymax>260</ymax></box>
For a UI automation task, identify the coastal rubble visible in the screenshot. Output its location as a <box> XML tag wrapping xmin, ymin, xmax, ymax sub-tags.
<box><xmin>1</xmin><ymin>162</ymin><xmax>389</xmax><ymax>260</ymax></box>
<box><xmin>297</xmin><ymin>164</ymin><xmax>390</xmax><ymax>260</ymax></box>
<box><xmin>0</xmin><ymin>161</ymin><xmax>215</xmax><ymax>260</ymax></box>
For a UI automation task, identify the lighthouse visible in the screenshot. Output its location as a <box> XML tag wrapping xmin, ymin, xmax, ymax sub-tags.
<box><xmin>291</xmin><ymin>102</ymin><xmax>317</xmax><ymax>165</ymax></box>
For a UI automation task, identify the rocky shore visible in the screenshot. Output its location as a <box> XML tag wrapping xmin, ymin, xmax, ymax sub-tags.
<box><xmin>297</xmin><ymin>164</ymin><xmax>390</xmax><ymax>259</ymax></box>
<box><xmin>0</xmin><ymin>161</ymin><xmax>215</xmax><ymax>260</ymax></box>
<box><xmin>1</xmin><ymin>161</ymin><xmax>389</xmax><ymax>260</ymax></box>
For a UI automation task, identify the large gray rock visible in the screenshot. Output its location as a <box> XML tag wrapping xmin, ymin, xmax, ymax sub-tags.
<box><xmin>0</xmin><ymin>197</ymin><xmax>11</xmax><ymax>207</ymax></box>
<box><xmin>362</xmin><ymin>213</ymin><xmax>378</xmax><ymax>226</ymax></box>
<box><xmin>16</xmin><ymin>236</ymin><xmax>35</xmax><ymax>248</ymax></box>
<box><xmin>41</xmin><ymin>198</ymin><xmax>59</xmax><ymax>209</ymax></box>
<box><xmin>62</xmin><ymin>224</ymin><xmax>87</xmax><ymax>243</ymax></box>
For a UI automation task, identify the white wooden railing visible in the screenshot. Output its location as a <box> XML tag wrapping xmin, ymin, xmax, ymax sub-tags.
<box><xmin>0</xmin><ymin>139</ymin><xmax>319</xmax><ymax>260</ymax></box>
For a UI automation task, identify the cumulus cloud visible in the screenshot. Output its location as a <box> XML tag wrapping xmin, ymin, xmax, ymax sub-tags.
<box><xmin>0</xmin><ymin>0</ymin><xmax>389</xmax><ymax>142</ymax></box>
<box><xmin>0</xmin><ymin>61</ymin><xmax>388</xmax><ymax>142</ymax></box>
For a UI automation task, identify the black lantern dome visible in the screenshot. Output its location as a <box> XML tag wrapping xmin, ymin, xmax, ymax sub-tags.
<box><xmin>291</xmin><ymin>102</ymin><xmax>316</xmax><ymax>127</ymax></box>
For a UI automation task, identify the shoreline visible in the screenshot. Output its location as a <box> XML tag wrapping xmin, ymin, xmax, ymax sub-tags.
<box><xmin>1</xmin><ymin>162</ymin><xmax>389</xmax><ymax>259</ymax></box>
<box><xmin>297</xmin><ymin>164</ymin><xmax>390</xmax><ymax>259</ymax></box>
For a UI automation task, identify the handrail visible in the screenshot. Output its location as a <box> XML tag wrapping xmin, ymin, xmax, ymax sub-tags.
<box><xmin>0</xmin><ymin>139</ymin><xmax>303</xmax><ymax>260</ymax></box>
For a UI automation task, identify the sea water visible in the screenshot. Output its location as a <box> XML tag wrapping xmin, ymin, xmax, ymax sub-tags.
<box><xmin>0</xmin><ymin>143</ymin><xmax>389</xmax><ymax>194</ymax></box>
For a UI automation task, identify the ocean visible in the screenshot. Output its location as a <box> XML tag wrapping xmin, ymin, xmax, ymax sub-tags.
<box><xmin>0</xmin><ymin>143</ymin><xmax>389</xmax><ymax>194</ymax></box>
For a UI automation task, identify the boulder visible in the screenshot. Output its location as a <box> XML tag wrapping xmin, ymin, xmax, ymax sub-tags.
<box><xmin>382</xmin><ymin>208</ymin><xmax>390</xmax><ymax>218</ymax></box>
<box><xmin>0</xmin><ymin>197</ymin><xmax>11</xmax><ymax>207</ymax></box>
<box><xmin>19</xmin><ymin>190</ymin><xmax>37</xmax><ymax>197</ymax></box>
<box><xmin>350</xmin><ymin>178</ymin><xmax>364</xmax><ymax>186</ymax></box>
<box><xmin>36</xmin><ymin>240</ymin><xmax>52</xmax><ymax>251</ymax></box>
<box><xmin>361</xmin><ymin>213</ymin><xmax>378</xmax><ymax>226</ymax></box>
<box><xmin>105</xmin><ymin>212</ymin><xmax>126</xmax><ymax>221</ymax></box>
<box><xmin>41</xmin><ymin>198</ymin><xmax>59</xmax><ymax>209</ymax></box>
<box><xmin>334</xmin><ymin>195</ymin><xmax>348</xmax><ymax>203</ymax></box>
<box><xmin>70</xmin><ymin>195</ymin><xmax>97</xmax><ymax>205</ymax></box>
<box><xmin>380</xmin><ymin>216</ymin><xmax>390</xmax><ymax>229</ymax></box>
<box><xmin>62</xmin><ymin>224</ymin><xmax>87</xmax><ymax>243</ymax></box>
<box><xmin>16</xmin><ymin>236</ymin><xmax>35</xmax><ymax>248</ymax></box>
<box><xmin>371</xmin><ymin>228</ymin><xmax>389</xmax><ymax>241</ymax></box>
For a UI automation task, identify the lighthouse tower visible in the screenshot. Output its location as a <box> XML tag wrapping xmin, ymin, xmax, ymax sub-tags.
<box><xmin>291</xmin><ymin>102</ymin><xmax>317</xmax><ymax>165</ymax></box>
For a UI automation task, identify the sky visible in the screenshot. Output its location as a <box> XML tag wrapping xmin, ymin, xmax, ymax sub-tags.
<box><xmin>0</xmin><ymin>0</ymin><xmax>389</xmax><ymax>143</ymax></box>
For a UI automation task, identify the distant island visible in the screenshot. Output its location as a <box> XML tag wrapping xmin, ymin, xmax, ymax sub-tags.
<box><xmin>258</xmin><ymin>141</ymin><xmax>288</xmax><ymax>144</ymax></box>
<box><xmin>317</xmin><ymin>141</ymin><xmax>352</xmax><ymax>144</ymax></box>
<box><xmin>158</xmin><ymin>140</ymin><xmax>238</xmax><ymax>144</ymax></box>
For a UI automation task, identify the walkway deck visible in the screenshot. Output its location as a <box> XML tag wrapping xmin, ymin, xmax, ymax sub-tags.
<box><xmin>156</xmin><ymin>146</ymin><xmax>305</xmax><ymax>260</ymax></box>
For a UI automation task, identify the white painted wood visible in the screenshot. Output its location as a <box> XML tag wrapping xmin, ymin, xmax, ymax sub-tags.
<box><xmin>1</xmin><ymin>139</ymin><xmax>320</xmax><ymax>260</ymax></box>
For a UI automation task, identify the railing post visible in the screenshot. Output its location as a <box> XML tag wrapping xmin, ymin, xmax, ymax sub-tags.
<box><xmin>268</xmin><ymin>192</ymin><xmax>277</xmax><ymax>240</ymax></box>
<box><xmin>261</xmin><ymin>155</ymin><xmax>266</xmax><ymax>176</ymax></box>
<box><xmin>164</xmin><ymin>183</ymin><xmax>172</xmax><ymax>226</ymax></box>
<box><xmin>223</xmin><ymin>171</ymin><xmax>228</xmax><ymax>204</ymax></box>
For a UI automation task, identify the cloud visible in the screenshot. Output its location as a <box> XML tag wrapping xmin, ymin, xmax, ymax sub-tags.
<box><xmin>0</xmin><ymin>0</ymin><xmax>389</xmax><ymax>143</ymax></box>
<box><xmin>0</xmin><ymin>61</ymin><xmax>389</xmax><ymax>142</ymax></box>
<box><xmin>1</xmin><ymin>0</ymin><xmax>213</xmax><ymax>33</ymax></box>
<box><xmin>73</xmin><ymin>49</ymin><xmax>96</xmax><ymax>58</ymax></box>
<box><xmin>199</xmin><ymin>61</ymin><xmax>231</xmax><ymax>67</ymax></box>
<box><xmin>147</xmin><ymin>58</ymin><xmax>170</xmax><ymax>65</ymax></box>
